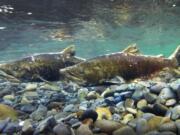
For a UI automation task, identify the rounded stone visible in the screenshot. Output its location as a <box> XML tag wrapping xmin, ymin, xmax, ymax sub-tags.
<box><xmin>158</xmin><ymin>122</ymin><xmax>177</xmax><ymax>133</ymax></box>
<box><xmin>94</xmin><ymin>120</ymin><xmax>124</xmax><ymax>134</ymax></box>
<box><xmin>171</xmin><ymin>105</ymin><xmax>180</xmax><ymax>120</ymax></box>
<box><xmin>137</xmin><ymin>99</ymin><xmax>148</xmax><ymax>109</ymax></box>
<box><xmin>165</xmin><ymin>99</ymin><xmax>177</xmax><ymax>107</ymax></box>
<box><xmin>76</xmin><ymin>124</ymin><xmax>93</xmax><ymax>135</ymax></box>
<box><xmin>53</xmin><ymin>122</ymin><xmax>72</xmax><ymax>135</ymax></box>
<box><xmin>150</xmin><ymin>82</ymin><xmax>167</xmax><ymax>94</ymax></box>
<box><xmin>25</xmin><ymin>83</ymin><xmax>38</xmax><ymax>91</ymax></box>
<box><xmin>144</xmin><ymin>92</ymin><xmax>157</xmax><ymax>104</ymax></box>
<box><xmin>124</xmin><ymin>99</ymin><xmax>134</xmax><ymax>108</ymax></box>
<box><xmin>122</xmin><ymin>114</ymin><xmax>134</xmax><ymax>124</ymax></box>
<box><xmin>159</xmin><ymin>131</ymin><xmax>176</xmax><ymax>135</ymax></box>
<box><xmin>63</xmin><ymin>104</ymin><xmax>74</xmax><ymax>112</ymax></box>
<box><xmin>113</xmin><ymin>126</ymin><xmax>136</xmax><ymax>135</ymax></box>
<box><xmin>158</xmin><ymin>88</ymin><xmax>175</xmax><ymax>100</ymax></box>
<box><xmin>136</xmin><ymin>118</ymin><xmax>148</xmax><ymax>134</ymax></box>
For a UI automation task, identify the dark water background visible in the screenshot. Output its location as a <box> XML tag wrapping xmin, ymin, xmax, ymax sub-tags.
<box><xmin>0</xmin><ymin>0</ymin><xmax>180</xmax><ymax>62</ymax></box>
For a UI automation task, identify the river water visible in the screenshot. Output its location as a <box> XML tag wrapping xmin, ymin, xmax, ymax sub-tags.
<box><xmin>0</xmin><ymin>1</ymin><xmax>180</xmax><ymax>62</ymax></box>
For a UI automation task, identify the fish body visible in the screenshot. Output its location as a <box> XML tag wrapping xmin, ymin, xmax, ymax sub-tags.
<box><xmin>0</xmin><ymin>46</ymin><xmax>84</xmax><ymax>81</ymax></box>
<box><xmin>60</xmin><ymin>46</ymin><xmax>180</xmax><ymax>86</ymax></box>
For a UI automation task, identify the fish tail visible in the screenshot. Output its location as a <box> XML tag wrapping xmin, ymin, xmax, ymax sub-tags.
<box><xmin>169</xmin><ymin>45</ymin><xmax>180</xmax><ymax>67</ymax></box>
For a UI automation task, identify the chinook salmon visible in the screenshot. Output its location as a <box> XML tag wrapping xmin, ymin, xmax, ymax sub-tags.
<box><xmin>0</xmin><ymin>45</ymin><xmax>84</xmax><ymax>81</ymax></box>
<box><xmin>59</xmin><ymin>45</ymin><xmax>180</xmax><ymax>86</ymax></box>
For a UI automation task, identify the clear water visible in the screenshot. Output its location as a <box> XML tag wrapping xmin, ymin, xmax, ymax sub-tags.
<box><xmin>0</xmin><ymin>2</ymin><xmax>180</xmax><ymax>62</ymax></box>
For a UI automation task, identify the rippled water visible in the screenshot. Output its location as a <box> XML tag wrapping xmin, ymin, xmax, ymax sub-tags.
<box><xmin>0</xmin><ymin>1</ymin><xmax>180</xmax><ymax>62</ymax></box>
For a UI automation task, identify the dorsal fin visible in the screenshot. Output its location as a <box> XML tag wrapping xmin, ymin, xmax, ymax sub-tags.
<box><xmin>122</xmin><ymin>44</ymin><xmax>140</xmax><ymax>55</ymax></box>
<box><xmin>61</xmin><ymin>45</ymin><xmax>75</xmax><ymax>57</ymax></box>
<box><xmin>169</xmin><ymin>45</ymin><xmax>180</xmax><ymax>66</ymax></box>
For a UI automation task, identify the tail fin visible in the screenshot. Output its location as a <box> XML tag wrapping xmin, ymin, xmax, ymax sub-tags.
<box><xmin>169</xmin><ymin>45</ymin><xmax>180</xmax><ymax>66</ymax></box>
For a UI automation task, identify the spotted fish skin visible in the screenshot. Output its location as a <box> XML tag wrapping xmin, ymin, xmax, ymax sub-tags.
<box><xmin>0</xmin><ymin>46</ymin><xmax>84</xmax><ymax>81</ymax></box>
<box><xmin>60</xmin><ymin>52</ymin><xmax>177</xmax><ymax>86</ymax></box>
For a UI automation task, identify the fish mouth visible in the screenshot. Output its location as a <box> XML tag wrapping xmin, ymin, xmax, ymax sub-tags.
<box><xmin>59</xmin><ymin>69</ymin><xmax>86</xmax><ymax>85</ymax></box>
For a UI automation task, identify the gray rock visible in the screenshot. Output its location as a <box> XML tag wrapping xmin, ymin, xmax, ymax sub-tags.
<box><xmin>158</xmin><ymin>88</ymin><xmax>175</xmax><ymax>100</ymax></box>
<box><xmin>30</xmin><ymin>105</ymin><xmax>47</xmax><ymax>121</ymax></box>
<box><xmin>175</xmin><ymin>119</ymin><xmax>180</xmax><ymax>135</ymax></box>
<box><xmin>3</xmin><ymin>122</ymin><xmax>21</xmax><ymax>134</ymax></box>
<box><xmin>20</xmin><ymin>104</ymin><xmax>37</xmax><ymax>113</ymax></box>
<box><xmin>34</xmin><ymin>116</ymin><xmax>56</xmax><ymax>134</ymax></box>
<box><xmin>53</xmin><ymin>122</ymin><xmax>72</xmax><ymax>135</ymax></box>
<box><xmin>150</xmin><ymin>82</ymin><xmax>167</xmax><ymax>94</ymax></box>
<box><xmin>63</xmin><ymin>104</ymin><xmax>74</xmax><ymax>112</ymax></box>
<box><xmin>113</xmin><ymin>126</ymin><xmax>136</xmax><ymax>135</ymax></box>
<box><xmin>124</xmin><ymin>98</ymin><xmax>134</xmax><ymax>108</ymax></box>
<box><xmin>76</xmin><ymin>124</ymin><xmax>93</xmax><ymax>135</ymax></box>
<box><xmin>142</xmin><ymin>113</ymin><xmax>155</xmax><ymax>121</ymax></box>
<box><xmin>137</xmin><ymin>99</ymin><xmax>148</xmax><ymax>109</ymax></box>
<box><xmin>153</xmin><ymin>103</ymin><xmax>168</xmax><ymax>116</ymax></box>
<box><xmin>159</xmin><ymin>131</ymin><xmax>176</xmax><ymax>135</ymax></box>
<box><xmin>112</xmin><ymin>114</ymin><xmax>121</xmax><ymax>122</ymax></box>
<box><xmin>170</xmin><ymin>79</ymin><xmax>180</xmax><ymax>91</ymax></box>
<box><xmin>94</xmin><ymin>120</ymin><xmax>124</xmax><ymax>134</ymax></box>
<box><xmin>158</xmin><ymin>122</ymin><xmax>177</xmax><ymax>133</ymax></box>
<box><xmin>136</xmin><ymin>118</ymin><xmax>148</xmax><ymax>134</ymax></box>
<box><xmin>22</xmin><ymin>119</ymin><xmax>34</xmax><ymax>135</ymax></box>
<box><xmin>145</xmin><ymin>131</ymin><xmax>160</xmax><ymax>135</ymax></box>
<box><xmin>132</xmin><ymin>89</ymin><xmax>144</xmax><ymax>101</ymax></box>
<box><xmin>0</xmin><ymin>118</ymin><xmax>11</xmax><ymax>132</ymax></box>
<box><xmin>144</xmin><ymin>92</ymin><xmax>157</xmax><ymax>104</ymax></box>
<box><xmin>165</xmin><ymin>99</ymin><xmax>177</xmax><ymax>107</ymax></box>
<box><xmin>116</xmin><ymin>101</ymin><xmax>125</xmax><ymax>112</ymax></box>
<box><xmin>171</xmin><ymin>105</ymin><xmax>180</xmax><ymax>120</ymax></box>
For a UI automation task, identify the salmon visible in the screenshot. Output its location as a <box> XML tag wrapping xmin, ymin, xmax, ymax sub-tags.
<box><xmin>0</xmin><ymin>45</ymin><xmax>84</xmax><ymax>81</ymax></box>
<box><xmin>59</xmin><ymin>45</ymin><xmax>180</xmax><ymax>86</ymax></box>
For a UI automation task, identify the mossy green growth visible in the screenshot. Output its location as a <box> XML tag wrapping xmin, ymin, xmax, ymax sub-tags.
<box><xmin>0</xmin><ymin>104</ymin><xmax>17</xmax><ymax>120</ymax></box>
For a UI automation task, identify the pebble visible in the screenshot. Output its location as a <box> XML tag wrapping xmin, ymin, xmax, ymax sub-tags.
<box><xmin>0</xmin><ymin>118</ymin><xmax>11</xmax><ymax>132</ymax></box>
<box><xmin>137</xmin><ymin>99</ymin><xmax>148</xmax><ymax>109</ymax></box>
<box><xmin>113</xmin><ymin>126</ymin><xmax>136</xmax><ymax>135</ymax></box>
<box><xmin>122</xmin><ymin>113</ymin><xmax>134</xmax><ymax>124</ymax></box>
<box><xmin>158</xmin><ymin>88</ymin><xmax>176</xmax><ymax>100</ymax></box>
<box><xmin>3</xmin><ymin>122</ymin><xmax>21</xmax><ymax>134</ymax></box>
<box><xmin>94</xmin><ymin>120</ymin><xmax>124</xmax><ymax>134</ymax></box>
<box><xmin>136</xmin><ymin>118</ymin><xmax>148</xmax><ymax>134</ymax></box>
<box><xmin>30</xmin><ymin>105</ymin><xmax>47</xmax><ymax>121</ymax></box>
<box><xmin>63</xmin><ymin>104</ymin><xmax>74</xmax><ymax>112</ymax></box>
<box><xmin>20</xmin><ymin>104</ymin><xmax>37</xmax><ymax>113</ymax></box>
<box><xmin>150</xmin><ymin>82</ymin><xmax>167</xmax><ymax>94</ymax></box>
<box><xmin>158</xmin><ymin>122</ymin><xmax>177</xmax><ymax>133</ymax></box>
<box><xmin>34</xmin><ymin>116</ymin><xmax>56</xmax><ymax>134</ymax></box>
<box><xmin>53</xmin><ymin>122</ymin><xmax>72</xmax><ymax>135</ymax></box>
<box><xmin>144</xmin><ymin>92</ymin><xmax>157</xmax><ymax>104</ymax></box>
<box><xmin>126</xmin><ymin>107</ymin><xmax>137</xmax><ymax>114</ymax></box>
<box><xmin>22</xmin><ymin>119</ymin><xmax>34</xmax><ymax>135</ymax></box>
<box><xmin>165</xmin><ymin>99</ymin><xmax>177</xmax><ymax>107</ymax></box>
<box><xmin>3</xmin><ymin>95</ymin><xmax>15</xmax><ymax>101</ymax></box>
<box><xmin>171</xmin><ymin>105</ymin><xmax>180</xmax><ymax>120</ymax></box>
<box><xmin>76</xmin><ymin>124</ymin><xmax>93</xmax><ymax>135</ymax></box>
<box><xmin>25</xmin><ymin>83</ymin><xmax>38</xmax><ymax>91</ymax></box>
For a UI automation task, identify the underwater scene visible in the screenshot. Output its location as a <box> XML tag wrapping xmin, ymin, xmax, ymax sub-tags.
<box><xmin>0</xmin><ymin>0</ymin><xmax>180</xmax><ymax>134</ymax></box>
